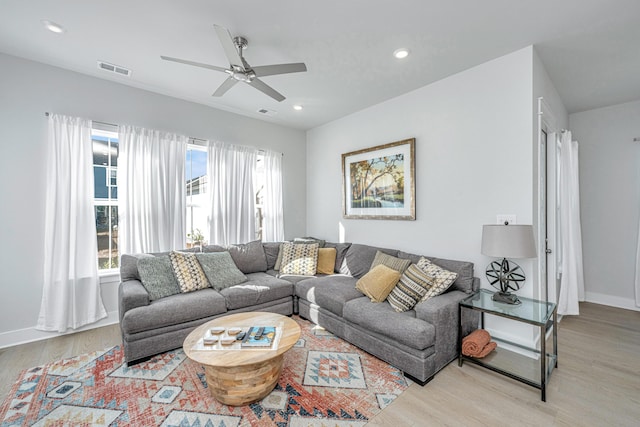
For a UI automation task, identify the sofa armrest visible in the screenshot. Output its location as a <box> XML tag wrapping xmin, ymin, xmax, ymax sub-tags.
<box><xmin>414</xmin><ymin>290</ymin><xmax>480</xmax><ymax>371</ymax></box>
<box><xmin>118</xmin><ymin>280</ymin><xmax>150</xmax><ymax>321</ymax></box>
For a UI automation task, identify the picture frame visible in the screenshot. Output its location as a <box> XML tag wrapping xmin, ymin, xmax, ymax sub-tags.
<box><xmin>342</xmin><ymin>138</ymin><xmax>415</xmax><ymax>220</ymax></box>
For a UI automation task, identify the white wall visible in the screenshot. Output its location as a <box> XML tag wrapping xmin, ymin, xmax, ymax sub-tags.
<box><xmin>0</xmin><ymin>53</ymin><xmax>306</xmax><ymax>346</ymax></box>
<box><xmin>306</xmin><ymin>47</ymin><xmax>539</xmax><ymax>343</ymax></box>
<box><xmin>570</xmin><ymin>100</ymin><xmax>640</xmax><ymax>310</ymax></box>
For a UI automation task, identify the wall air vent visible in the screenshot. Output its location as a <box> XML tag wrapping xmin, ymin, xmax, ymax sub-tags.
<box><xmin>257</xmin><ymin>108</ymin><xmax>277</xmax><ymax>116</ymax></box>
<box><xmin>97</xmin><ymin>61</ymin><xmax>131</xmax><ymax>77</ymax></box>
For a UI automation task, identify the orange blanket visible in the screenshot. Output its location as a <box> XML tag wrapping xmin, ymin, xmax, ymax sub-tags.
<box><xmin>462</xmin><ymin>329</ymin><xmax>497</xmax><ymax>358</ymax></box>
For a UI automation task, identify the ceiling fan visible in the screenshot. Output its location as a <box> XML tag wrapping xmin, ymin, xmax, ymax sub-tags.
<box><xmin>161</xmin><ymin>24</ymin><xmax>307</xmax><ymax>102</ymax></box>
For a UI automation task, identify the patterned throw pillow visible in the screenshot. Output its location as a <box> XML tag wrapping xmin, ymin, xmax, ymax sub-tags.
<box><xmin>169</xmin><ymin>251</ymin><xmax>209</xmax><ymax>293</ymax></box>
<box><xmin>356</xmin><ymin>264</ymin><xmax>401</xmax><ymax>303</ymax></box>
<box><xmin>280</xmin><ymin>242</ymin><xmax>319</xmax><ymax>276</ymax></box>
<box><xmin>417</xmin><ymin>257</ymin><xmax>458</xmax><ymax>302</ymax></box>
<box><xmin>137</xmin><ymin>256</ymin><xmax>181</xmax><ymax>301</ymax></box>
<box><xmin>370</xmin><ymin>250</ymin><xmax>411</xmax><ymax>274</ymax></box>
<box><xmin>387</xmin><ymin>264</ymin><xmax>432</xmax><ymax>312</ymax></box>
<box><xmin>316</xmin><ymin>247</ymin><xmax>337</xmax><ymax>275</ymax></box>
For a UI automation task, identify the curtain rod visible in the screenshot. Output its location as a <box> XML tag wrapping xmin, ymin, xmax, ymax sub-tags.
<box><xmin>44</xmin><ymin>112</ymin><xmax>282</xmax><ymax>155</ymax></box>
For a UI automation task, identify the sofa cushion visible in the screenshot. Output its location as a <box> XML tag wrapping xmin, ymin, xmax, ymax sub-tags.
<box><xmin>262</xmin><ymin>242</ymin><xmax>282</xmax><ymax>270</ymax></box>
<box><xmin>136</xmin><ymin>256</ymin><xmax>180</xmax><ymax>301</ymax></box>
<box><xmin>316</xmin><ymin>248</ymin><xmax>337</xmax><ymax>275</ymax></box>
<box><xmin>195</xmin><ymin>252</ymin><xmax>247</xmax><ymax>291</ymax></box>
<box><xmin>343</xmin><ymin>298</ymin><xmax>435</xmax><ymax>351</ymax></box>
<box><xmin>398</xmin><ymin>251</ymin><xmax>475</xmax><ymax>293</ymax></box>
<box><xmin>417</xmin><ymin>258</ymin><xmax>458</xmax><ymax>302</ymax></box>
<box><xmin>219</xmin><ymin>272</ymin><xmax>293</xmax><ymax>310</ymax></box>
<box><xmin>226</xmin><ymin>240</ymin><xmax>268</xmax><ymax>274</ymax></box>
<box><xmin>356</xmin><ymin>264</ymin><xmax>401</xmax><ymax>302</ymax></box>
<box><xmin>387</xmin><ymin>264</ymin><xmax>432</xmax><ymax>312</ymax></box>
<box><xmin>296</xmin><ymin>275</ymin><xmax>362</xmax><ymax>317</ymax></box>
<box><xmin>370</xmin><ymin>250</ymin><xmax>412</xmax><ymax>273</ymax></box>
<box><xmin>169</xmin><ymin>251</ymin><xmax>209</xmax><ymax>293</ymax></box>
<box><xmin>280</xmin><ymin>242</ymin><xmax>319</xmax><ymax>275</ymax></box>
<box><xmin>324</xmin><ymin>242</ymin><xmax>352</xmax><ymax>273</ymax></box>
<box><xmin>121</xmin><ymin>288</ymin><xmax>227</xmax><ymax>334</ymax></box>
<box><xmin>339</xmin><ymin>244</ymin><xmax>399</xmax><ymax>279</ymax></box>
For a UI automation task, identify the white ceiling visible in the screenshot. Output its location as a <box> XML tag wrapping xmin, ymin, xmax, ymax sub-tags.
<box><xmin>2</xmin><ymin>0</ymin><xmax>640</xmax><ymax>130</ymax></box>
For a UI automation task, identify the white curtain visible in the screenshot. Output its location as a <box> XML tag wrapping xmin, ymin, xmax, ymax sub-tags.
<box><xmin>119</xmin><ymin>126</ymin><xmax>187</xmax><ymax>254</ymax></box>
<box><xmin>262</xmin><ymin>149</ymin><xmax>285</xmax><ymax>242</ymax></box>
<box><xmin>208</xmin><ymin>142</ymin><xmax>257</xmax><ymax>245</ymax></box>
<box><xmin>37</xmin><ymin>114</ymin><xmax>107</xmax><ymax>332</ymax></box>
<box><xmin>558</xmin><ymin>131</ymin><xmax>585</xmax><ymax>315</ymax></box>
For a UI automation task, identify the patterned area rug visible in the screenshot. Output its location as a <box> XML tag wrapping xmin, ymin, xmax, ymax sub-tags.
<box><xmin>0</xmin><ymin>316</ymin><xmax>408</xmax><ymax>426</ymax></box>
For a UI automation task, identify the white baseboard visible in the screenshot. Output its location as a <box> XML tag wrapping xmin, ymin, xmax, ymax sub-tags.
<box><xmin>585</xmin><ymin>292</ymin><xmax>640</xmax><ymax>312</ymax></box>
<box><xmin>0</xmin><ymin>310</ymin><xmax>119</xmax><ymax>350</ymax></box>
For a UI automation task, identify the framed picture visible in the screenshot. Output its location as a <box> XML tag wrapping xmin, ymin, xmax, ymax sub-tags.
<box><xmin>342</xmin><ymin>138</ymin><xmax>415</xmax><ymax>220</ymax></box>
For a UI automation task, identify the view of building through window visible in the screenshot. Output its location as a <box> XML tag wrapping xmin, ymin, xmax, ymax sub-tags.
<box><xmin>92</xmin><ymin>135</ymin><xmax>268</xmax><ymax>269</ymax></box>
<box><xmin>92</xmin><ymin>129</ymin><xmax>119</xmax><ymax>270</ymax></box>
<box><xmin>186</xmin><ymin>145</ymin><xmax>208</xmax><ymax>248</ymax></box>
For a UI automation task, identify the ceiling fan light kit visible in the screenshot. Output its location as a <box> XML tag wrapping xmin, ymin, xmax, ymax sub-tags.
<box><xmin>161</xmin><ymin>24</ymin><xmax>307</xmax><ymax>102</ymax></box>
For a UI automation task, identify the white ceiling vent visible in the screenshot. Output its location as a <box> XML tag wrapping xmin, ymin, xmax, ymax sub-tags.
<box><xmin>97</xmin><ymin>61</ymin><xmax>131</xmax><ymax>77</ymax></box>
<box><xmin>257</xmin><ymin>108</ymin><xmax>277</xmax><ymax>116</ymax></box>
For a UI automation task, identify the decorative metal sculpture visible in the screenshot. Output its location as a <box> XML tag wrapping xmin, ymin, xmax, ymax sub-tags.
<box><xmin>485</xmin><ymin>258</ymin><xmax>525</xmax><ymax>304</ymax></box>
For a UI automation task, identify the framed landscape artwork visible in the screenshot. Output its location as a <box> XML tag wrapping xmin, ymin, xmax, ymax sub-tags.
<box><xmin>342</xmin><ymin>138</ymin><xmax>416</xmax><ymax>220</ymax></box>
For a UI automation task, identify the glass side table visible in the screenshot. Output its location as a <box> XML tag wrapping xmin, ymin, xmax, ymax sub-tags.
<box><xmin>458</xmin><ymin>289</ymin><xmax>558</xmax><ymax>401</ymax></box>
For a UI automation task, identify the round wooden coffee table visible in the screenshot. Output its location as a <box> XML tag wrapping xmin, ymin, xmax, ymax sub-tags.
<box><xmin>183</xmin><ymin>312</ymin><xmax>301</xmax><ymax>406</ymax></box>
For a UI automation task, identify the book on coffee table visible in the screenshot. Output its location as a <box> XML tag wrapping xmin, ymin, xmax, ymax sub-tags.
<box><xmin>241</xmin><ymin>326</ymin><xmax>277</xmax><ymax>348</ymax></box>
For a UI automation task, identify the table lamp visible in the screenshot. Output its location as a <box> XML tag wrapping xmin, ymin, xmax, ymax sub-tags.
<box><xmin>481</xmin><ymin>223</ymin><xmax>537</xmax><ymax>304</ymax></box>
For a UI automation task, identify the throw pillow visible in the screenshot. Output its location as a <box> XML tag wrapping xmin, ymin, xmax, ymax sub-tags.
<box><xmin>324</xmin><ymin>242</ymin><xmax>352</xmax><ymax>273</ymax></box>
<box><xmin>355</xmin><ymin>264</ymin><xmax>401</xmax><ymax>303</ymax></box>
<box><xmin>387</xmin><ymin>264</ymin><xmax>432</xmax><ymax>312</ymax></box>
<box><xmin>370</xmin><ymin>250</ymin><xmax>412</xmax><ymax>274</ymax></box>
<box><xmin>293</xmin><ymin>237</ymin><xmax>326</xmax><ymax>248</ymax></box>
<box><xmin>316</xmin><ymin>247</ymin><xmax>337</xmax><ymax>275</ymax></box>
<box><xmin>417</xmin><ymin>257</ymin><xmax>458</xmax><ymax>302</ymax></box>
<box><xmin>137</xmin><ymin>256</ymin><xmax>181</xmax><ymax>301</ymax></box>
<box><xmin>169</xmin><ymin>251</ymin><xmax>209</xmax><ymax>293</ymax></box>
<box><xmin>195</xmin><ymin>252</ymin><xmax>247</xmax><ymax>291</ymax></box>
<box><xmin>280</xmin><ymin>242</ymin><xmax>319</xmax><ymax>276</ymax></box>
<box><xmin>226</xmin><ymin>240</ymin><xmax>268</xmax><ymax>274</ymax></box>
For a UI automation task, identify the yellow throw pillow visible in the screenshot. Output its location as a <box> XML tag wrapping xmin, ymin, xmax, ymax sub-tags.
<box><xmin>316</xmin><ymin>247</ymin><xmax>337</xmax><ymax>275</ymax></box>
<box><xmin>356</xmin><ymin>264</ymin><xmax>401</xmax><ymax>303</ymax></box>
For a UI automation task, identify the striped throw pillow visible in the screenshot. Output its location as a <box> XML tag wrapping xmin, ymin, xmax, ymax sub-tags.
<box><xmin>387</xmin><ymin>264</ymin><xmax>431</xmax><ymax>312</ymax></box>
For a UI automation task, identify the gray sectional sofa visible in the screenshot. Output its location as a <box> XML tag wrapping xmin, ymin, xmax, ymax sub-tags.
<box><xmin>118</xmin><ymin>240</ymin><xmax>480</xmax><ymax>384</ymax></box>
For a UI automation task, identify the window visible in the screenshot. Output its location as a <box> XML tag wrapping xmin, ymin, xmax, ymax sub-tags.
<box><xmin>92</xmin><ymin>129</ymin><xmax>119</xmax><ymax>270</ymax></box>
<box><xmin>186</xmin><ymin>144</ymin><xmax>209</xmax><ymax>247</ymax></box>
<box><xmin>184</xmin><ymin>145</ymin><xmax>266</xmax><ymax>246</ymax></box>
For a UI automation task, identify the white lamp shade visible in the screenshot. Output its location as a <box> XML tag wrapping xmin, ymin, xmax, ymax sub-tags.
<box><xmin>481</xmin><ymin>224</ymin><xmax>537</xmax><ymax>259</ymax></box>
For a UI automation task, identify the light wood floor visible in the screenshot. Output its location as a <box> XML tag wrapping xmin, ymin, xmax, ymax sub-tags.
<box><xmin>1</xmin><ymin>302</ymin><xmax>638</xmax><ymax>426</ymax></box>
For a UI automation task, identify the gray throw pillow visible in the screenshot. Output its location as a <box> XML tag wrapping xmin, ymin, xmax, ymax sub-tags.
<box><xmin>195</xmin><ymin>252</ymin><xmax>248</xmax><ymax>291</ymax></box>
<box><xmin>370</xmin><ymin>250</ymin><xmax>412</xmax><ymax>274</ymax></box>
<box><xmin>226</xmin><ymin>240</ymin><xmax>268</xmax><ymax>273</ymax></box>
<box><xmin>137</xmin><ymin>256</ymin><xmax>180</xmax><ymax>301</ymax></box>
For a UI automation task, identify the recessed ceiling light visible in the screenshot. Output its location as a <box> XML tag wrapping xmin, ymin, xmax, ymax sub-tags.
<box><xmin>42</xmin><ymin>20</ymin><xmax>66</xmax><ymax>34</ymax></box>
<box><xmin>293</xmin><ymin>104</ymin><xmax>303</xmax><ymax>111</ymax></box>
<box><xmin>393</xmin><ymin>48</ymin><xmax>410</xmax><ymax>59</ymax></box>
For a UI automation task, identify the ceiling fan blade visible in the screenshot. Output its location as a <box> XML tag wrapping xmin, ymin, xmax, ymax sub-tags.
<box><xmin>248</xmin><ymin>78</ymin><xmax>285</xmax><ymax>102</ymax></box>
<box><xmin>213</xmin><ymin>24</ymin><xmax>244</xmax><ymax>69</ymax></box>
<box><xmin>160</xmin><ymin>56</ymin><xmax>227</xmax><ymax>73</ymax></box>
<box><xmin>212</xmin><ymin>77</ymin><xmax>238</xmax><ymax>97</ymax></box>
<box><xmin>252</xmin><ymin>63</ymin><xmax>307</xmax><ymax>77</ymax></box>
